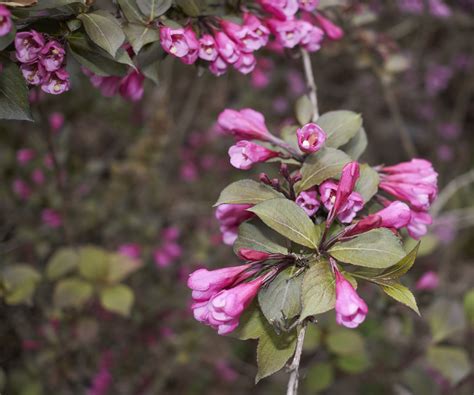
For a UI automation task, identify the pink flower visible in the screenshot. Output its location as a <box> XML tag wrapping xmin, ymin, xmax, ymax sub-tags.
<box><xmin>31</xmin><ymin>168</ymin><xmax>45</xmax><ymax>185</ymax></box>
<box><xmin>320</xmin><ymin>179</ymin><xmax>364</xmax><ymax>223</ymax></box>
<box><xmin>15</xmin><ymin>30</ymin><xmax>45</xmax><ymax>63</ymax></box>
<box><xmin>346</xmin><ymin>201</ymin><xmax>411</xmax><ymax>236</ymax></box>
<box><xmin>215</xmin><ymin>204</ymin><xmax>254</xmax><ymax>245</ymax></box>
<box><xmin>188</xmin><ymin>264</ymin><xmax>252</xmax><ymax>301</ymax></box>
<box><xmin>335</xmin><ymin>271</ymin><xmax>368</xmax><ymax>328</ymax></box>
<box><xmin>415</xmin><ymin>271</ymin><xmax>439</xmax><ymax>291</ymax></box>
<box><xmin>238</xmin><ymin>249</ymin><xmax>272</xmax><ymax>261</ymax></box>
<box><xmin>228</xmin><ymin>140</ymin><xmax>279</xmax><ymax>170</ymax></box>
<box><xmin>209</xmin><ymin>55</ymin><xmax>228</xmax><ymax>76</ymax></box>
<box><xmin>296</xmin><ymin>190</ymin><xmax>320</xmax><ymax>216</ymax></box>
<box><xmin>406</xmin><ymin>209</ymin><xmax>432</xmax><ymax>240</ymax></box>
<box><xmin>258</xmin><ymin>0</ymin><xmax>299</xmax><ymax>20</ymax></box>
<box><xmin>12</xmin><ymin>179</ymin><xmax>32</xmax><ymax>200</ymax></box>
<box><xmin>298</xmin><ymin>0</ymin><xmax>319</xmax><ymax>11</ymax></box>
<box><xmin>191</xmin><ymin>276</ymin><xmax>265</xmax><ymax>335</ymax></box>
<box><xmin>380</xmin><ymin>159</ymin><xmax>438</xmax><ymax>211</ymax></box>
<box><xmin>199</xmin><ymin>34</ymin><xmax>218</xmax><ymax>61</ymax></box>
<box><xmin>41</xmin><ymin>209</ymin><xmax>62</xmax><ymax>228</ymax></box>
<box><xmin>217</xmin><ymin>108</ymin><xmax>273</xmax><ymax>141</ymax></box>
<box><xmin>314</xmin><ymin>13</ymin><xmax>343</xmax><ymax>40</ymax></box>
<box><xmin>160</xmin><ymin>25</ymin><xmax>197</xmax><ymax>59</ymax></box>
<box><xmin>119</xmin><ymin>70</ymin><xmax>144</xmax><ymax>101</ymax></box>
<box><xmin>118</xmin><ymin>243</ymin><xmax>141</xmax><ymax>260</ymax></box>
<box><xmin>41</xmin><ymin>69</ymin><xmax>70</xmax><ymax>95</ymax></box>
<box><xmin>215</xmin><ymin>31</ymin><xmax>240</xmax><ymax>64</ymax></box>
<box><xmin>163</xmin><ymin>226</ymin><xmax>180</xmax><ymax>241</ymax></box>
<box><xmin>328</xmin><ymin>162</ymin><xmax>361</xmax><ymax>223</ymax></box>
<box><xmin>297</xmin><ymin>123</ymin><xmax>326</xmax><ymax>153</ymax></box>
<box><xmin>48</xmin><ymin>112</ymin><xmax>64</xmax><ymax>133</ymax></box>
<box><xmin>154</xmin><ymin>249</ymin><xmax>173</xmax><ymax>268</ymax></box>
<box><xmin>179</xmin><ymin>26</ymin><xmax>199</xmax><ymax>64</ymax></box>
<box><xmin>298</xmin><ymin>22</ymin><xmax>324</xmax><ymax>52</ymax></box>
<box><xmin>215</xmin><ymin>359</ymin><xmax>239</xmax><ymax>382</ymax></box>
<box><xmin>243</xmin><ymin>13</ymin><xmax>270</xmax><ymax>50</ymax></box>
<box><xmin>233</xmin><ymin>51</ymin><xmax>257</xmax><ymax>74</ymax></box>
<box><xmin>20</xmin><ymin>63</ymin><xmax>46</xmax><ymax>86</ymax></box>
<box><xmin>16</xmin><ymin>148</ymin><xmax>36</xmax><ymax>165</ymax></box>
<box><xmin>267</xmin><ymin>19</ymin><xmax>302</xmax><ymax>48</ymax></box>
<box><xmin>251</xmin><ymin>58</ymin><xmax>273</xmax><ymax>89</ymax></box>
<box><xmin>0</xmin><ymin>5</ymin><xmax>12</xmax><ymax>37</ymax></box>
<box><xmin>39</xmin><ymin>40</ymin><xmax>65</xmax><ymax>72</ymax></box>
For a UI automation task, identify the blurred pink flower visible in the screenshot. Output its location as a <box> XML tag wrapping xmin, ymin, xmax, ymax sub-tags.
<box><xmin>41</xmin><ymin>209</ymin><xmax>62</xmax><ymax>228</ymax></box>
<box><xmin>0</xmin><ymin>5</ymin><xmax>12</xmax><ymax>36</ymax></box>
<box><xmin>215</xmin><ymin>359</ymin><xmax>239</xmax><ymax>382</ymax></box>
<box><xmin>415</xmin><ymin>270</ymin><xmax>439</xmax><ymax>291</ymax></box>
<box><xmin>12</xmin><ymin>179</ymin><xmax>32</xmax><ymax>200</ymax></box>
<box><xmin>118</xmin><ymin>243</ymin><xmax>141</xmax><ymax>260</ymax></box>
<box><xmin>258</xmin><ymin>0</ymin><xmax>299</xmax><ymax>20</ymax></box>
<box><xmin>48</xmin><ymin>112</ymin><xmax>64</xmax><ymax>133</ymax></box>
<box><xmin>16</xmin><ymin>148</ymin><xmax>36</xmax><ymax>165</ymax></box>
<box><xmin>314</xmin><ymin>13</ymin><xmax>344</xmax><ymax>40</ymax></box>
<box><xmin>31</xmin><ymin>168</ymin><xmax>46</xmax><ymax>185</ymax></box>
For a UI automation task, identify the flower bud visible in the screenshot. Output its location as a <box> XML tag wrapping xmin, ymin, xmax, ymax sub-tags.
<box><xmin>228</xmin><ymin>140</ymin><xmax>279</xmax><ymax>170</ymax></box>
<box><xmin>296</xmin><ymin>123</ymin><xmax>326</xmax><ymax>153</ymax></box>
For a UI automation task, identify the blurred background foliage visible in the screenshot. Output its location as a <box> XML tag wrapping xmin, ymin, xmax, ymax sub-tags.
<box><xmin>0</xmin><ymin>1</ymin><xmax>473</xmax><ymax>394</ymax></box>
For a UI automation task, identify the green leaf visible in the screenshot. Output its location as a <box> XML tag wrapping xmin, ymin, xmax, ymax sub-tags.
<box><xmin>124</xmin><ymin>23</ymin><xmax>159</xmax><ymax>54</ymax></box>
<box><xmin>295</xmin><ymin>95</ymin><xmax>313</xmax><ymax>125</ymax></box>
<box><xmin>46</xmin><ymin>248</ymin><xmax>79</xmax><ymax>280</ymax></box>
<box><xmin>354</xmin><ymin>164</ymin><xmax>380</xmax><ymax>202</ymax></box>
<box><xmin>248</xmin><ymin>198</ymin><xmax>320</xmax><ymax>249</ymax></box>
<box><xmin>351</xmin><ymin>242</ymin><xmax>420</xmax><ymax>283</ymax></box>
<box><xmin>427</xmin><ymin>299</ymin><xmax>466</xmax><ymax>343</ymax></box>
<box><xmin>0</xmin><ymin>58</ymin><xmax>33</xmax><ymax>121</ymax></box>
<box><xmin>136</xmin><ymin>41</ymin><xmax>163</xmax><ymax>84</ymax></box>
<box><xmin>337</xmin><ymin>353</ymin><xmax>371</xmax><ymax>374</ymax></box>
<box><xmin>136</xmin><ymin>0</ymin><xmax>172</xmax><ymax>20</ymax></box>
<box><xmin>463</xmin><ymin>289</ymin><xmax>474</xmax><ymax>328</ymax></box>
<box><xmin>232</xmin><ymin>301</ymin><xmax>267</xmax><ymax>340</ymax></box>
<box><xmin>326</xmin><ymin>329</ymin><xmax>365</xmax><ymax>355</ymax></box>
<box><xmin>299</xmin><ymin>258</ymin><xmax>335</xmax><ymax>321</ymax></box>
<box><xmin>67</xmin><ymin>33</ymin><xmax>128</xmax><ymax>76</ymax></box>
<box><xmin>0</xmin><ymin>24</ymin><xmax>16</xmax><ymax>50</ymax></box>
<box><xmin>258</xmin><ymin>266</ymin><xmax>303</xmax><ymax>331</ymax></box>
<box><xmin>78</xmin><ymin>10</ymin><xmax>125</xmax><ymax>57</ymax></box>
<box><xmin>78</xmin><ymin>246</ymin><xmax>109</xmax><ymax>281</ymax></box>
<box><xmin>54</xmin><ymin>277</ymin><xmax>93</xmax><ymax>309</ymax></box>
<box><xmin>340</xmin><ymin>127</ymin><xmax>367</xmax><ymax>160</ymax></box>
<box><xmin>328</xmin><ymin>228</ymin><xmax>405</xmax><ymax>269</ymax></box>
<box><xmin>175</xmin><ymin>0</ymin><xmax>203</xmax><ymax>16</ymax></box>
<box><xmin>380</xmin><ymin>282</ymin><xmax>420</xmax><ymax>315</ymax></box>
<box><xmin>305</xmin><ymin>362</ymin><xmax>334</xmax><ymax>392</ymax></box>
<box><xmin>1</xmin><ymin>265</ymin><xmax>41</xmax><ymax>305</ymax></box>
<box><xmin>99</xmin><ymin>284</ymin><xmax>134</xmax><ymax>316</ymax></box>
<box><xmin>256</xmin><ymin>327</ymin><xmax>297</xmax><ymax>382</ymax></box>
<box><xmin>295</xmin><ymin>148</ymin><xmax>351</xmax><ymax>194</ymax></box>
<box><xmin>317</xmin><ymin>110</ymin><xmax>362</xmax><ymax>149</ymax></box>
<box><xmin>426</xmin><ymin>346</ymin><xmax>471</xmax><ymax>386</ymax></box>
<box><xmin>214</xmin><ymin>179</ymin><xmax>283</xmax><ymax>206</ymax></box>
<box><xmin>233</xmin><ymin>220</ymin><xmax>288</xmax><ymax>256</ymax></box>
<box><xmin>117</xmin><ymin>0</ymin><xmax>146</xmax><ymax>23</ymax></box>
<box><xmin>106</xmin><ymin>253</ymin><xmax>142</xmax><ymax>283</ymax></box>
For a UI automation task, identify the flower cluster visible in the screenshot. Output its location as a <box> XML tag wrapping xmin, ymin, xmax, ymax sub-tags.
<box><xmin>15</xmin><ymin>30</ymin><xmax>70</xmax><ymax>95</ymax></box>
<box><xmin>189</xmin><ymin>265</ymin><xmax>270</xmax><ymax>334</ymax></box>
<box><xmin>187</xmin><ymin>106</ymin><xmax>438</xmax><ymax>335</ymax></box>
<box><xmin>159</xmin><ymin>1</ymin><xmax>342</xmax><ymax>76</ymax></box>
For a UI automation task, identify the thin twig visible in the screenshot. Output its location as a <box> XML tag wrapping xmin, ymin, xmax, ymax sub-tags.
<box><xmin>286</xmin><ymin>323</ymin><xmax>307</xmax><ymax>395</ymax></box>
<box><xmin>300</xmin><ymin>49</ymin><xmax>319</xmax><ymax>121</ymax></box>
<box><xmin>431</xmin><ymin>168</ymin><xmax>474</xmax><ymax>216</ymax></box>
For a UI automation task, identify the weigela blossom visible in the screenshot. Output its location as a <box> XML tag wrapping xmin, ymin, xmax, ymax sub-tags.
<box><xmin>119</xmin><ymin>70</ymin><xmax>145</xmax><ymax>102</ymax></box>
<box><xmin>406</xmin><ymin>209</ymin><xmax>432</xmax><ymax>240</ymax></box>
<box><xmin>296</xmin><ymin>190</ymin><xmax>320</xmax><ymax>216</ymax></box>
<box><xmin>215</xmin><ymin>31</ymin><xmax>241</xmax><ymax>64</ymax></box>
<box><xmin>188</xmin><ymin>264</ymin><xmax>252</xmax><ymax>301</ymax></box>
<box><xmin>15</xmin><ymin>30</ymin><xmax>45</xmax><ymax>63</ymax></box>
<box><xmin>296</xmin><ymin>123</ymin><xmax>327</xmax><ymax>153</ymax></box>
<box><xmin>314</xmin><ymin>13</ymin><xmax>344</xmax><ymax>40</ymax></box>
<box><xmin>31</xmin><ymin>168</ymin><xmax>45</xmax><ymax>185</ymax></box>
<box><xmin>160</xmin><ymin>26</ymin><xmax>196</xmax><ymax>58</ymax></box>
<box><xmin>117</xmin><ymin>244</ymin><xmax>141</xmax><ymax>260</ymax></box>
<box><xmin>39</xmin><ymin>40</ymin><xmax>65</xmax><ymax>72</ymax></box>
<box><xmin>258</xmin><ymin>0</ymin><xmax>299</xmax><ymax>20</ymax></box>
<box><xmin>379</xmin><ymin>159</ymin><xmax>438</xmax><ymax>211</ymax></box>
<box><xmin>209</xmin><ymin>56</ymin><xmax>228</xmax><ymax>76</ymax></box>
<box><xmin>0</xmin><ymin>5</ymin><xmax>12</xmax><ymax>37</ymax></box>
<box><xmin>335</xmin><ymin>271</ymin><xmax>368</xmax><ymax>328</ymax></box>
<box><xmin>267</xmin><ymin>19</ymin><xmax>302</xmax><ymax>49</ymax></box>
<box><xmin>228</xmin><ymin>141</ymin><xmax>279</xmax><ymax>170</ymax></box>
<box><xmin>415</xmin><ymin>271</ymin><xmax>439</xmax><ymax>291</ymax></box>
<box><xmin>218</xmin><ymin>108</ymin><xmax>273</xmax><ymax>142</ymax></box>
<box><xmin>233</xmin><ymin>51</ymin><xmax>257</xmax><ymax>74</ymax></box>
<box><xmin>199</xmin><ymin>34</ymin><xmax>218</xmax><ymax>61</ymax></box>
<box><xmin>299</xmin><ymin>22</ymin><xmax>324</xmax><ymax>52</ymax></box>
<box><xmin>12</xmin><ymin>179</ymin><xmax>32</xmax><ymax>200</ymax></box>
<box><xmin>298</xmin><ymin>0</ymin><xmax>319</xmax><ymax>11</ymax></box>
<box><xmin>215</xmin><ymin>204</ymin><xmax>254</xmax><ymax>245</ymax></box>
<box><xmin>41</xmin><ymin>209</ymin><xmax>62</xmax><ymax>228</ymax></box>
<box><xmin>320</xmin><ymin>180</ymin><xmax>364</xmax><ymax>223</ymax></box>
<box><xmin>20</xmin><ymin>63</ymin><xmax>46</xmax><ymax>86</ymax></box>
<box><xmin>16</xmin><ymin>148</ymin><xmax>36</xmax><ymax>165</ymax></box>
<box><xmin>243</xmin><ymin>13</ymin><xmax>270</xmax><ymax>50</ymax></box>
<box><xmin>41</xmin><ymin>69</ymin><xmax>70</xmax><ymax>95</ymax></box>
<box><xmin>191</xmin><ymin>276</ymin><xmax>265</xmax><ymax>335</ymax></box>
